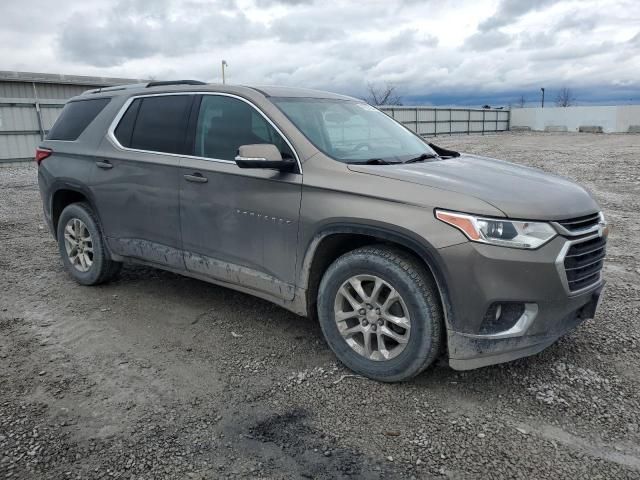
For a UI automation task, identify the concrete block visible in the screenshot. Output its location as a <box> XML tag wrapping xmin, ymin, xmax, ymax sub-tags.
<box><xmin>510</xmin><ymin>126</ymin><xmax>531</xmax><ymax>131</ymax></box>
<box><xmin>579</xmin><ymin>125</ymin><xmax>603</xmax><ymax>133</ymax></box>
<box><xmin>544</xmin><ymin>125</ymin><xmax>568</xmax><ymax>132</ymax></box>
<box><xmin>628</xmin><ymin>125</ymin><xmax>640</xmax><ymax>133</ymax></box>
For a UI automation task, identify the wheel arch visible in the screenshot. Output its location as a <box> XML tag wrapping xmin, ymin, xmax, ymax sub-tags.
<box><xmin>300</xmin><ymin>223</ymin><xmax>454</xmax><ymax>330</ymax></box>
<box><xmin>49</xmin><ymin>182</ymin><xmax>101</xmax><ymax>241</ymax></box>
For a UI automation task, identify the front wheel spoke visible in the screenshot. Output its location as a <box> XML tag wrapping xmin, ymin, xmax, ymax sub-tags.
<box><xmin>377</xmin><ymin>332</ymin><xmax>390</xmax><ymax>358</ymax></box>
<box><xmin>362</xmin><ymin>331</ymin><xmax>373</xmax><ymax>357</ymax></box>
<box><xmin>65</xmin><ymin>224</ymin><xmax>76</xmax><ymax>239</ymax></box>
<box><xmin>348</xmin><ymin>278</ymin><xmax>368</xmax><ymax>303</ymax></box>
<box><xmin>339</xmin><ymin>286</ymin><xmax>362</xmax><ymax>311</ymax></box>
<box><xmin>382</xmin><ymin>313</ymin><xmax>410</xmax><ymax>330</ymax></box>
<box><xmin>335</xmin><ymin>309</ymin><xmax>358</xmax><ymax>322</ymax></box>
<box><xmin>381</xmin><ymin>288</ymin><xmax>400</xmax><ymax>312</ymax></box>
<box><xmin>78</xmin><ymin>253</ymin><xmax>87</xmax><ymax>270</ymax></box>
<box><xmin>339</xmin><ymin>324</ymin><xmax>362</xmax><ymax>338</ymax></box>
<box><xmin>380</xmin><ymin>325</ymin><xmax>409</xmax><ymax>344</ymax></box>
<box><xmin>369</xmin><ymin>277</ymin><xmax>384</xmax><ymax>304</ymax></box>
<box><xmin>64</xmin><ymin>233</ymin><xmax>77</xmax><ymax>245</ymax></box>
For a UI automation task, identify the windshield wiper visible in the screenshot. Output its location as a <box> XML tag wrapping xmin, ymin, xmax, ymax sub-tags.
<box><xmin>402</xmin><ymin>153</ymin><xmax>439</xmax><ymax>164</ymax></box>
<box><xmin>349</xmin><ymin>158</ymin><xmax>398</xmax><ymax>165</ymax></box>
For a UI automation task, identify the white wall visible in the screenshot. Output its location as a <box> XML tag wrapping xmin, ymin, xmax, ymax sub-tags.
<box><xmin>510</xmin><ymin>105</ymin><xmax>640</xmax><ymax>133</ymax></box>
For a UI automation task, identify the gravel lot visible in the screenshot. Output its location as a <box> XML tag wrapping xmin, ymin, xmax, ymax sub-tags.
<box><xmin>1</xmin><ymin>132</ymin><xmax>639</xmax><ymax>479</ymax></box>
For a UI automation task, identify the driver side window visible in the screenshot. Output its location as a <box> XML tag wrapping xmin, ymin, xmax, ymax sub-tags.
<box><xmin>194</xmin><ymin>95</ymin><xmax>294</xmax><ymax>161</ymax></box>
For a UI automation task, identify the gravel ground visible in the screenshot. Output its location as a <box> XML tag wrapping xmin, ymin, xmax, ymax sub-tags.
<box><xmin>1</xmin><ymin>131</ymin><xmax>639</xmax><ymax>479</ymax></box>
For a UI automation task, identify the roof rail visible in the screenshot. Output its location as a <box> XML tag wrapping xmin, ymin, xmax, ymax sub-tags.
<box><xmin>146</xmin><ymin>80</ymin><xmax>207</xmax><ymax>88</ymax></box>
<box><xmin>83</xmin><ymin>83</ymin><xmax>147</xmax><ymax>95</ymax></box>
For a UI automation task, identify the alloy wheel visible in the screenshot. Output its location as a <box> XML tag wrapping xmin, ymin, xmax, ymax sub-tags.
<box><xmin>63</xmin><ymin>218</ymin><xmax>94</xmax><ymax>273</ymax></box>
<box><xmin>333</xmin><ymin>274</ymin><xmax>411</xmax><ymax>361</ymax></box>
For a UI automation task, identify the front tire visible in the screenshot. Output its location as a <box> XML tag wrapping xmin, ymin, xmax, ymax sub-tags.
<box><xmin>57</xmin><ymin>202</ymin><xmax>121</xmax><ymax>285</ymax></box>
<box><xmin>317</xmin><ymin>245</ymin><xmax>443</xmax><ymax>382</ymax></box>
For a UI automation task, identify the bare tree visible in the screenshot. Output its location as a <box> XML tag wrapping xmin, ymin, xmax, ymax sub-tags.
<box><xmin>365</xmin><ymin>82</ymin><xmax>403</xmax><ymax>106</ymax></box>
<box><xmin>514</xmin><ymin>95</ymin><xmax>526</xmax><ymax>108</ymax></box>
<box><xmin>555</xmin><ymin>87</ymin><xmax>575</xmax><ymax>107</ymax></box>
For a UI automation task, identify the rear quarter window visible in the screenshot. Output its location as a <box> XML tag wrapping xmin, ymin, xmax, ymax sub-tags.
<box><xmin>47</xmin><ymin>98</ymin><xmax>111</xmax><ymax>141</ymax></box>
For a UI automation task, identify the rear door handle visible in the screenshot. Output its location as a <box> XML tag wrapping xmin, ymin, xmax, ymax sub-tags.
<box><xmin>95</xmin><ymin>160</ymin><xmax>113</xmax><ymax>169</ymax></box>
<box><xmin>183</xmin><ymin>173</ymin><xmax>208</xmax><ymax>183</ymax></box>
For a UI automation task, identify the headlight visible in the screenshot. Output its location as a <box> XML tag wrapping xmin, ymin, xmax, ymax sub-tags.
<box><xmin>435</xmin><ymin>209</ymin><xmax>557</xmax><ymax>249</ymax></box>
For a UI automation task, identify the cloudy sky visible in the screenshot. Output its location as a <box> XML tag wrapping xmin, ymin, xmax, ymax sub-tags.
<box><xmin>1</xmin><ymin>0</ymin><xmax>639</xmax><ymax>106</ymax></box>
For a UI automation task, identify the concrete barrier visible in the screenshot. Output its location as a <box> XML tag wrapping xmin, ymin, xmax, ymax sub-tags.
<box><xmin>544</xmin><ymin>125</ymin><xmax>568</xmax><ymax>132</ymax></box>
<box><xmin>578</xmin><ymin>126</ymin><xmax>604</xmax><ymax>133</ymax></box>
<box><xmin>510</xmin><ymin>105</ymin><xmax>640</xmax><ymax>133</ymax></box>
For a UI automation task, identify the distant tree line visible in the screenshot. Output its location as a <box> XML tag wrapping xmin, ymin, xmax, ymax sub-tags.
<box><xmin>363</xmin><ymin>83</ymin><xmax>577</xmax><ymax>108</ymax></box>
<box><xmin>513</xmin><ymin>87</ymin><xmax>576</xmax><ymax>108</ymax></box>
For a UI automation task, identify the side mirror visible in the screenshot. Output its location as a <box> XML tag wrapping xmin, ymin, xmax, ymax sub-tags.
<box><xmin>235</xmin><ymin>144</ymin><xmax>295</xmax><ymax>171</ymax></box>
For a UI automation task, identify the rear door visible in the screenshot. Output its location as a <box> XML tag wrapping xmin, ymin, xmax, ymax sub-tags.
<box><xmin>91</xmin><ymin>94</ymin><xmax>194</xmax><ymax>269</ymax></box>
<box><xmin>179</xmin><ymin>94</ymin><xmax>302</xmax><ymax>300</ymax></box>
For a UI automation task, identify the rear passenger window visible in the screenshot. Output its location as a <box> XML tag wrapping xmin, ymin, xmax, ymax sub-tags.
<box><xmin>47</xmin><ymin>98</ymin><xmax>110</xmax><ymax>141</ymax></box>
<box><xmin>116</xmin><ymin>95</ymin><xmax>192</xmax><ymax>154</ymax></box>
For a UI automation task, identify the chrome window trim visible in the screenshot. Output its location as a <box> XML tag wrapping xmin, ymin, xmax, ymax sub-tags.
<box><xmin>106</xmin><ymin>91</ymin><xmax>303</xmax><ymax>173</ymax></box>
<box><xmin>554</xmin><ymin>232</ymin><xmax>605</xmax><ymax>296</ymax></box>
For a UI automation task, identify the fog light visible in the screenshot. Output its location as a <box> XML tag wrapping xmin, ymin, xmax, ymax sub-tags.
<box><xmin>479</xmin><ymin>302</ymin><xmax>526</xmax><ymax>334</ymax></box>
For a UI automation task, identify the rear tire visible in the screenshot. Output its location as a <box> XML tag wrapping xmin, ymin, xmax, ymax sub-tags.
<box><xmin>317</xmin><ymin>245</ymin><xmax>443</xmax><ymax>382</ymax></box>
<box><xmin>57</xmin><ymin>202</ymin><xmax>121</xmax><ymax>285</ymax></box>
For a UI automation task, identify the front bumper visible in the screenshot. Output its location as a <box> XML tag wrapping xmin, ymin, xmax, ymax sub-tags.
<box><xmin>448</xmin><ymin>284</ymin><xmax>603</xmax><ymax>370</ymax></box>
<box><xmin>437</xmin><ymin>234</ymin><xmax>606</xmax><ymax>370</ymax></box>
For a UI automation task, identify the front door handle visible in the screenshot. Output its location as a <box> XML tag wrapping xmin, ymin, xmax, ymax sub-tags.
<box><xmin>95</xmin><ymin>161</ymin><xmax>113</xmax><ymax>169</ymax></box>
<box><xmin>183</xmin><ymin>173</ymin><xmax>208</xmax><ymax>183</ymax></box>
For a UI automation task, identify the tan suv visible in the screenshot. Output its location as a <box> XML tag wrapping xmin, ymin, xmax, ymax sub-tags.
<box><xmin>37</xmin><ymin>81</ymin><xmax>607</xmax><ymax>381</ymax></box>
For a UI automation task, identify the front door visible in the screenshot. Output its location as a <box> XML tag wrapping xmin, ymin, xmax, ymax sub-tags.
<box><xmin>179</xmin><ymin>94</ymin><xmax>302</xmax><ymax>300</ymax></box>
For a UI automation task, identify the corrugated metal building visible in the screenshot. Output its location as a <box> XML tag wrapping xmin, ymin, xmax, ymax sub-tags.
<box><xmin>0</xmin><ymin>71</ymin><xmax>142</xmax><ymax>163</ymax></box>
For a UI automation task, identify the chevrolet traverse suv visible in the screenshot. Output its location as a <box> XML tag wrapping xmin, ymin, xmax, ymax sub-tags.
<box><xmin>37</xmin><ymin>81</ymin><xmax>607</xmax><ymax>382</ymax></box>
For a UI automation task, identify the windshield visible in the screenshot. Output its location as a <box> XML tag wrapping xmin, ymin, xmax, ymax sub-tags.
<box><xmin>271</xmin><ymin>98</ymin><xmax>437</xmax><ymax>164</ymax></box>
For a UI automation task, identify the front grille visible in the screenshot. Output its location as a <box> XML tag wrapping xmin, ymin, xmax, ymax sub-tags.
<box><xmin>563</xmin><ymin>235</ymin><xmax>606</xmax><ymax>292</ymax></box>
<box><xmin>556</xmin><ymin>213</ymin><xmax>601</xmax><ymax>233</ymax></box>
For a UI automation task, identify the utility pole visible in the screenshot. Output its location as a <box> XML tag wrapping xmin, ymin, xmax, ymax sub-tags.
<box><xmin>221</xmin><ymin>60</ymin><xmax>228</xmax><ymax>84</ymax></box>
<box><xmin>541</xmin><ymin>87</ymin><xmax>545</xmax><ymax>108</ymax></box>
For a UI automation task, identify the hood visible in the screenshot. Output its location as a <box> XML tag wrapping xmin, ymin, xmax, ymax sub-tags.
<box><xmin>348</xmin><ymin>154</ymin><xmax>599</xmax><ymax>220</ymax></box>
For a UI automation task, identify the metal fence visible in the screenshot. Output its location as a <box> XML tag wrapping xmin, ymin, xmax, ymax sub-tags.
<box><xmin>0</xmin><ymin>98</ymin><xmax>66</xmax><ymax>162</ymax></box>
<box><xmin>0</xmin><ymin>71</ymin><xmax>142</xmax><ymax>163</ymax></box>
<box><xmin>379</xmin><ymin>106</ymin><xmax>510</xmax><ymax>136</ymax></box>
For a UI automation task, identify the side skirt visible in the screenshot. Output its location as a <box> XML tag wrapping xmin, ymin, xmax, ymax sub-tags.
<box><xmin>119</xmin><ymin>255</ymin><xmax>308</xmax><ymax>317</ymax></box>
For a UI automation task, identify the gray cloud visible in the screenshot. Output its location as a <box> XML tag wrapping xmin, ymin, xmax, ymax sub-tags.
<box><xmin>518</xmin><ymin>31</ymin><xmax>557</xmax><ymax>50</ymax></box>
<box><xmin>553</xmin><ymin>12</ymin><xmax>600</xmax><ymax>32</ymax></box>
<box><xmin>386</xmin><ymin>28</ymin><xmax>438</xmax><ymax>51</ymax></box>
<box><xmin>464</xmin><ymin>30</ymin><xmax>512</xmax><ymax>51</ymax></box>
<box><xmin>479</xmin><ymin>0</ymin><xmax>557</xmax><ymax>31</ymax></box>
<box><xmin>58</xmin><ymin>0</ymin><xmax>266</xmax><ymax>67</ymax></box>
<box><xmin>254</xmin><ymin>0</ymin><xmax>314</xmax><ymax>6</ymax></box>
<box><xmin>0</xmin><ymin>0</ymin><xmax>637</xmax><ymax>103</ymax></box>
<box><xmin>270</xmin><ymin>19</ymin><xmax>344</xmax><ymax>43</ymax></box>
